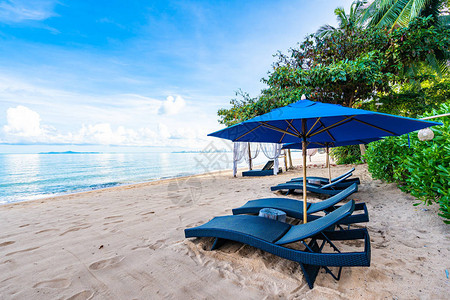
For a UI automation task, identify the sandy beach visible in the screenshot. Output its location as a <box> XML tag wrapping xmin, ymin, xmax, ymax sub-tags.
<box><xmin>1</xmin><ymin>157</ymin><xmax>449</xmax><ymax>299</ymax></box>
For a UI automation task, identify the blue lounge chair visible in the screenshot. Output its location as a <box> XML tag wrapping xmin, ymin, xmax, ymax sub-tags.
<box><xmin>271</xmin><ymin>172</ymin><xmax>354</xmax><ymax>195</ymax></box>
<box><xmin>233</xmin><ymin>183</ymin><xmax>368</xmax><ymax>225</ymax></box>
<box><xmin>289</xmin><ymin>167</ymin><xmax>360</xmax><ymax>188</ymax></box>
<box><xmin>242</xmin><ymin>160</ymin><xmax>282</xmax><ymax>177</ymax></box>
<box><xmin>185</xmin><ymin>201</ymin><xmax>371</xmax><ymax>289</ymax></box>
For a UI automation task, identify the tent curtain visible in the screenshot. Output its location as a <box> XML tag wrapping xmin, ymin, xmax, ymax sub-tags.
<box><xmin>260</xmin><ymin>143</ymin><xmax>282</xmax><ymax>175</ymax></box>
<box><xmin>244</xmin><ymin>143</ymin><xmax>260</xmax><ymax>170</ymax></box>
<box><xmin>232</xmin><ymin>142</ymin><xmax>248</xmax><ymax>177</ymax></box>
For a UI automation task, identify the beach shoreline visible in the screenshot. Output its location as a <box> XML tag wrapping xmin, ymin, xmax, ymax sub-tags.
<box><xmin>0</xmin><ymin>167</ymin><xmax>236</xmax><ymax>209</ymax></box>
<box><xmin>1</xmin><ymin>152</ymin><xmax>326</xmax><ymax>208</ymax></box>
<box><xmin>1</xmin><ymin>161</ymin><xmax>448</xmax><ymax>299</ymax></box>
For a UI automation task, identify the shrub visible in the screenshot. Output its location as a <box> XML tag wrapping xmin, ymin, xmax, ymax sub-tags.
<box><xmin>330</xmin><ymin>144</ymin><xmax>362</xmax><ymax>165</ymax></box>
<box><xmin>365</xmin><ymin>102</ymin><xmax>450</xmax><ymax>224</ymax></box>
<box><xmin>365</xmin><ymin>136</ymin><xmax>413</xmax><ymax>182</ymax></box>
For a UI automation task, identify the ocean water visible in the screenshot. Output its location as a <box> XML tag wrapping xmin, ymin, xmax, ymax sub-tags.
<box><xmin>0</xmin><ymin>152</ymin><xmax>268</xmax><ymax>205</ymax></box>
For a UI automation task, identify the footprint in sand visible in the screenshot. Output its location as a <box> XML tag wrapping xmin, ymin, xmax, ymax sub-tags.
<box><xmin>149</xmin><ymin>239</ymin><xmax>167</xmax><ymax>250</ymax></box>
<box><xmin>140</xmin><ymin>211</ymin><xmax>155</xmax><ymax>216</ymax></box>
<box><xmin>104</xmin><ymin>215</ymin><xmax>123</xmax><ymax>220</ymax></box>
<box><xmin>5</xmin><ymin>247</ymin><xmax>39</xmax><ymax>256</ymax></box>
<box><xmin>131</xmin><ymin>244</ymin><xmax>148</xmax><ymax>251</ymax></box>
<box><xmin>33</xmin><ymin>278</ymin><xmax>71</xmax><ymax>289</ymax></box>
<box><xmin>59</xmin><ymin>225</ymin><xmax>91</xmax><ymax>236</ymax></box>
<box><xmin>103</xmin><ymin>220</ymin><xmax>124</xmax><ymax>226</ymax></box>
<box><xmin>366</xmin><ymin>269</ymin><xmax>389</xmax><ymax>281</ymax></box>
<box><xmin>0</xmin><ymin>241</ymin><xmax>15</xmax><ymax>247</ymax></box>
<box><xmin>89</xmin><ymin>256</ymin><xmax>124</xmax><ymax>270</ymax></box>
<box><xmin>35</xmin><ymin>229</ymin><xmax>59</xmax><ymax>234</ymax></box>
<box><xmin>66</xmin><ymin>290</ymin><xmax>94</xmax><ymax>300</ymax></box>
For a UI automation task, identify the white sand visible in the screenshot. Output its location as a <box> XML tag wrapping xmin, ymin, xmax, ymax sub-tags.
<box><xmin>1</xmin><ymin>156</ymin><xmax>449</xmax><ymax>299</ymax></box>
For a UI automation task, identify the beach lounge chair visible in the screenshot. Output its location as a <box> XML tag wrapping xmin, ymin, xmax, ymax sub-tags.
<box><xmin>233</xmin><ymin>183</ymin><xmax>368</xmax><ymax>225</ymax></box>
<box><xmin>271</xmin><ymin>172</ymin><xmax>354</xmax><ymax>195</ymax></box>
<box><xmin>242</xmin><ymin>160</ymin><xmax>282</xmax><ymax>177</ymax></box>
<box><xmin>185</xmin><ymin>201</ymin><xmax>371</xmax><ymax>289</ymax></box>
<box><xmin>288</xmin><ymin>167</ymin><xmax>360</xmax><ymax>188</ymax></box>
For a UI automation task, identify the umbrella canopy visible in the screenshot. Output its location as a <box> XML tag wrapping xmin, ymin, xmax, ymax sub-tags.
<box><xmin>209</xmin><ymin>100</ymin><xmax>440</xmax><ymax>144</ymax></box>
<box><xmin>208</xmin><ymin>99</ymin><xmax>441</xmax><ymax>223</ymax></box>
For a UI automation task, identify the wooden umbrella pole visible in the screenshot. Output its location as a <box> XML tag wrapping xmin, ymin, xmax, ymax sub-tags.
<box><xmin>288</xmin><ymin>149</ymin><xmax>293</xmax><ymax>169</ymax></box>
<box><xmin>247</xmin><ymin>142</ymin><xmax>252</xmax><ymax>170</ymax></box>
<box><xmin>283</xmin><ymin>150</ymin><xmax>288</xmax><ymax>171</ymax></box>
<box><xmin>302</xmin><ymin>120</ymin><xmax>308</xmax><ymax>224</ymax></box>
<box><xmin>327</xmin><ymin>145</ymin><xmax>331</xmax><ymax>183</ymax></box>
<box><xmin>302</xmin><ymin>141</ymin><xmax>308</xmax><ymax>224</ymax></box>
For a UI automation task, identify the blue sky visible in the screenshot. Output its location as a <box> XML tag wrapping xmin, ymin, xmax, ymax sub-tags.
<box><xmin>0</xmin><ymin>0</ymin><xmax>353</xmax><ymax>153</ymax></box>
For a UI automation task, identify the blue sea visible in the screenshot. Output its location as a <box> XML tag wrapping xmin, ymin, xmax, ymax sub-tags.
<box><xmin>0</xmin><ymin>152</ymin><xmax>268</xmax><ymax>205</ymax></box>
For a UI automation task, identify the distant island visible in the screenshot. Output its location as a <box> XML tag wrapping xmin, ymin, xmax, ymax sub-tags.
<box><xmin>39</xmin><ymin>151</ymin><xmax>102</xmax><ymax>154</ymax></box>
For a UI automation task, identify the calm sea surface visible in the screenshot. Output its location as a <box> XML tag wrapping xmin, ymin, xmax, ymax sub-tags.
<box><xmin>0</xmin><ymin>152</ymin><xmax>268</xmax><ymax>205</ymax></box>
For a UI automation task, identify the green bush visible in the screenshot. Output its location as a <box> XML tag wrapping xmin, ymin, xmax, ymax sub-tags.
<box><xmin>365</xmin><ymin>102</ymin><xmax>450</xmax><ymax>224</ymax></box>
<box><xmin>330</xmin><ymin>144</ymin><xmax>362</xmax><ymax>165</ymax></box>
<box><xmin>365</xmin><ymin>136</ymin><xmax>413</xmax><ymax>182</ymax></box>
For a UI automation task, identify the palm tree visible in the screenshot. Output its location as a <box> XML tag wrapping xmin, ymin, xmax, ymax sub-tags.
<box><xmin>361</xmin><ymin>0</ymin><xmax>449</xmax><ymax>75</ymax></box>
<box><xmin>361</xmin><ymin>0</ymin><xmax>449</xmax><ymax>29</ymax></box>
<box><xmin>316</xmin><ymin>1</ymin><xmax>366</xmax><ymax>37</ymax></box>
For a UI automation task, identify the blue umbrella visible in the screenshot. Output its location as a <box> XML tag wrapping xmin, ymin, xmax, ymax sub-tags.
<box><xmin>282</xmin><ymin>138</ymin><xmax>381</xmax><ymax>183</ymax></box>
<box><xmin>209</xmin><ymin>99</ymin><xmax>441</xmax><ymax>223</ymax></box>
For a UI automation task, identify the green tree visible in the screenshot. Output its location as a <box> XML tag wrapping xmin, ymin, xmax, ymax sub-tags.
<box><xmin>218</xmin><ymin>16</ymin><xmax>449</xmax><ymax>126</ymax></box>
<box><xmin>361</xmin><ymin>73</ymin><xmax>450</xmax><ymax>117</ymax></box>
<box><xmin>361</xmin><ymin>0</ymin><xmax>449</xmax><ymax>75</ymax></box>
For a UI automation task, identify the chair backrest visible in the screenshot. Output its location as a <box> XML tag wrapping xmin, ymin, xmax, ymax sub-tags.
<box><xmin>331</xmin><ymin>167</ymin><xmax>355</xmax><ymax>182</ymax></box>
<box><xmin>275</xmin><ymin>200</ymin><xmax>355</xmax><ymax>245</ymax></box>
<box><xmin>262</xmin><ymin>160</ymin><xmax>274</xmax><ymax>170</ymax></box>
<box><xmin>307</xmin><ymin>183</ymin><xmax>358</xmax><ymax>214</ymax></box>
<box><xmin>321</xmin><ymin>172</ymin><xmax>353</xmax><ymax>189</ymax></box>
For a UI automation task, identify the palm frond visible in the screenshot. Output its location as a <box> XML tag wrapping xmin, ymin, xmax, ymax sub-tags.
<box><xmin>316</xmin><ymin>24</ymin><xmax>337</xmax><ymax>38</ymax></box>
<box><xmin>391</xmin><ymin>0</ymin><xmax>413</xmax><ymax>28</ymax></box>
<box><xmin>334</xmin><ymin>7</ymin><xmax>348</xmax><ymax>28</ymax></box>
<box><xmin>351</xmin><ymin>1</ymin><xmax>368</xmax><ymax>25</ymax></box>
<box><xmin>374</xmin><ymin>0</ymin><xmax>410</xmax><ymax>28</ymax></box>
<box><xmin>411</xmin><ymin>0</ymin><xmax>431</xmax><ymax>19</ymax></box>
<box><xmin>362</xmin><ymin>0</ymin><xmax>446</xmax><ymax>28</ymax></box>
<box><xmin>368</xmin><ymin>0</ymin><xmax>398</xmax><ymax>27</ymax></box>
<box><xmin>425</xmin><ymin>53</ymin><xmax>443</xmax><ymax>77</ymax></box>
<box><xmin>360</xmin><ymin>0</ymin><xmax>381</xmax><ymax>25</ymax></box>
<box><xmin>437</xmin><ymin>59</ymin><xmax>449</xmax><ymax>75</ymax></box>
<box><xmin>420</xmin><ymin>0</ymin><xmax>445</xmax><ymax>19</ymax></box>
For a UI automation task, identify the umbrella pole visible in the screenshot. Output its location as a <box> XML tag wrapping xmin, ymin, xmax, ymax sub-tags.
<box><xmin>327</xmin><ymin>145</ymin><xmax>331</xmax><ymax>183</ymax></box>
<box><xmin>248</xmin><ymin>142</ymin><xmax>252</xmax><ymax>170</ymax></box>
<box><xmin>302</xmin><ymin>120</ymin><xmax>308</xmax><ymax>224</ymax></box>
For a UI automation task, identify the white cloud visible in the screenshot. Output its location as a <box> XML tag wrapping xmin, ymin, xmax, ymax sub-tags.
<box><xmin>157</xmin><ymin>123</ymin><xmax>171</xmax><ymax>139</ymax></box>
<box><xmin>171</xmin><ymin>128</ymin><xmax>197</xmax><ymax>140</ymax></box>
<box><xmin>158</xmin><ymin>95</ymin><xmax>186</xmax><ymax>115</ymax></box>
<box><xmin>0</xmin><ymin>0</ymin><xmax>58</xmax><ymax>23</ymax></box>
<box><xmin>1</xmin><ymin>105</ymin><xmax>213</xmax><ymax>148</ymax></box>
<box><xmin>3</xmin><ymin>105</ymin><xmax>43</xmax><ymax>137</ymax></box>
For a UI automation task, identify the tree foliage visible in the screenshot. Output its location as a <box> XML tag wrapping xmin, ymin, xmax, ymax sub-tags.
<box><xmin>361</xmin><ymin>0</ymin><xmax>448</xmax><ymax>29</ymax></box>
<box><xmin>217</xmin><ymin>16</ymin><xmax>449</xmax><ymax>126</ymax></box>
<box><xmin>361</xmin><ymin>0</ymin><xmax>449</xmax><ymax>74</ymax></box>
<box><xmin>361</xmin><ymin>73</ymin><xmax>450</xmax><ymax>117</ymax></box>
